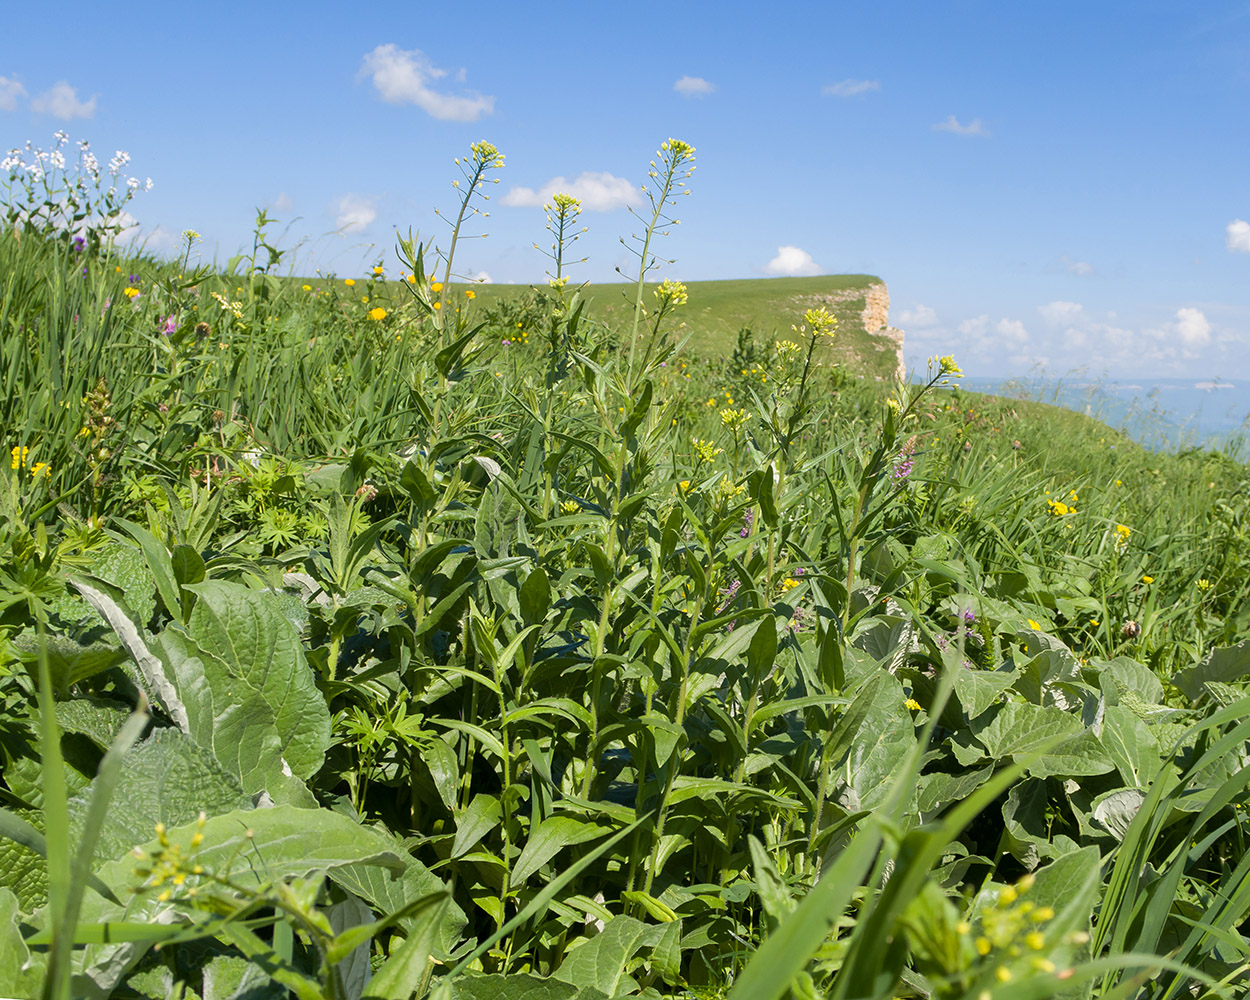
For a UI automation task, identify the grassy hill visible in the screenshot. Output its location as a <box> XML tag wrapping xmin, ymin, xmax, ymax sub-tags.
<box><xmin>462</xmin><ymin>274</ymin><xmax>902</xmax><ymax>380</ymax></box>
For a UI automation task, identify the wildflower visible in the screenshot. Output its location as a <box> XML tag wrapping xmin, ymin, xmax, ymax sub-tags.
<box><xmin>123</xmin><ymin>287</ymin><xmax>140</xmax><ymax>299</ymax></box>
<box><xmin>431</xmin><ymin>281</ymin><xmax>444</xmax><ymax>292</ymax></box>
<box><xmin>182</xmin><ymin>229</ymin><xmax>200</xmax><ymax>242</ymax></box>
<box><xmin>781</xmin><ymin>577</ymin><xmax>800</xmax><ymax>592</ymax></box>
<box><xmin>938</xmin><ymin>355</ymin><xmax>963</xmax><ymax>377</ymax></box>
<box><xmin>559</xmin><ymin>500</ymin><xmax>581</xmax><ymax>515</ymax></box>
<box><xmin>344</xmin><ymin>278</ymin><xmax>356</xmax><ymax>286</ymax></box>
<box><xmin>433</xmin><ymin>302</ymin><xmax>442</xmax><ymax>310</ymax></box>
<box><xmin>692</xmin><ymin>438</ymin><xmax>723</xmax><ymax>463</ymax></box>
<box><xmin>905</xmin><ymin>697</ymin><xmax>922</xmax><ymax>711</ymax></box>
<box><xmin>10</xmin><ymin>446</ymin><xmax>29</xmax><ymax>469</ymax></box>
<box><xmin>678</xmin><ymin>480</ymin><xmax>693</xmax><ymax>494</ymax></box>
<box><xmin>739</xmin><ymin>508</ymin><xmax>754</xmax><ymax>537</ymax></box>
<box><xmin>161</xmin><ymin>315</ymin><xmax>176</xmax><ymax>336</ymax></box>
<box><xmin>1114</xmin><ymin>523</ymin><xmax>1131</xmax><ymax>546</ymax></box>
<box><xmin>373</xmin><ymin>265</ymin><xmax>384</xmax><ymax>276</ymax></box>
<box><xmin>368</xmin><ymin>307</ymin><xmax>387</xmax><ymax>321</ymax></box>
<box><xmin>655</xmin><ymin>278</ymin><xmax>688</xmax><ymax>308</ymax></box>
<box><xmin>1028</xmin><ymin>619</ymin><xmax>1042</xmax><ymax>630</ymax></box>
<box><xmin>30</xmin><ymin>462</ymin><xmax>50</xmax><ymax>479</ymax></box>
<box><xmin>1046</xmin><ymin>499</ymin><xmax>1072</xmax><ymax>516</ymax></box>
<box><xmin>549</xmin><ymin>276</ymin><xmax>570</xmax><ymax>290</ymax></box>
<box><xmin>720</xmin><ymin>407</ymin><xmax>750</xmax><ymax>432</ymax></box>
<box><xmin>302</xmin><ymin>284</ymin><xmax>311</xmax><ymax>291</ymax></box>
<box><xmin>1121</xmin><ymin>619</ymin><xmax>1141</xmax><ymax>639</ymax></box>
<box><xmin>406</xmin><ymin>274</ymin><xmax>417</xmax><ymax>283</ymax></box>
<box><xmin>1141</xmin><ymin>575</ymin><xmax>1154</xmax><ymax>584</ymax></box>
<box><xmin>464</xmin><ymin>289</ymin><xmax>476</xmax><ymax>299</ymax></box>
<box><xmin>1197</xmin><ymin>578</ymin><xmax>1211</xmax><ymax>591</ymax></box>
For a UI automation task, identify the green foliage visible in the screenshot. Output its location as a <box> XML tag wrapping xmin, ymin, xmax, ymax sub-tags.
<box><xmin>2</xmin><ymin>136</ymin><xmax>1250</xmax><ymax>1000</ymax></box>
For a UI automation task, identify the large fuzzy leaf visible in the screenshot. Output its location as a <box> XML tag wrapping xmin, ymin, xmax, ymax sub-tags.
<box><xmin>552</xmin><ymin>914</ymin><xmax>666</xmax><ymax>996</ymax></box>
<box><xmin>1172</xmin><ymin>640</ymin><xmax>1250</xmax><ymax>702</ymax></box>
<box><xmin>152</xmin><ymin>580</ymin><xmax>331</xmax><ymax>800</ymax></box>
<box><xmin>65</xmin><ymin>729</ymin><xmax>252</xmax><ymax>863</ymax></box>
<box><xmin>0</xmin><ymin>887</ymin><xmax>44</xmax><ymax>998</ymax></box>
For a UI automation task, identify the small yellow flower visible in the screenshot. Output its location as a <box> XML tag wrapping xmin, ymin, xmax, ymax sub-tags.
<box><xmin>781</xmin><ymin>578</ymin><xmax>800</xmax><ymax>592</ymax></box>
<box><xmin>431</xmin><ymin>281</ymin><xmax>444</xmax><ymax>292</ymax></box>
<box><xmin>1197</xmin><ymin>578</ymin><xmax>1212</xmax><ymax>591</ymax></box>
<box><xmin>10</xmin><ymin>446</ymin><xmax>29</xmax><ymax>469</ymax></box>
<box><xmin>344</xmin><ymin>278</ymin><xmax>355</xmax><ymax>286</ymax></box>
<box><xmin>1025</xmin><ymin>931</ymin><xmax>1046</xmax><ymax>951</ymax></box>
<box><xmin>302</xmin><ymin>284</ymin><xmax>311</xmax><ymax>291</ymax></box>
<box><xmin>1028</xmin><ymin>619</ymin><xmax>1042</xmax><ymax>631</ymax></box>
<box><xmin>559</xmin><ymin>500</ymin><xmax>581</xmax><ymax>515</ymax></box>
<box><xmin>720</xmin><ymin>407</ymin><xmax>750</xmax><ymax>432</ymax></box>
<box><xmin>995</xmin><ymin>967</ymin><xmax>1012</xmax><ymax>983</ymax></box>
<box><xmin>975</xmin><ymin>937</ymin><xmax>991</xmax><ymax>956</ymax></box>
<box><xmin>433</xmin><ymin>301</ymin><xmax>442</xmax><ymax>310</ymax></box>
<box><xmin>123</xmin><ymin>286</ymin><xmax>140</xmax><ymax>298</ymax></box>
<box><xmin>938</xmin><ymin>355</ymin><xmax>963</xmax><ymax>377</ymax></box>
<box><xmin>30</xmin><ymin>462</ymin><xmax>50</xmax><ymax>479</ymax></box>
<box><xmin>373</xmin><ymin>265</ymin><xmax>384</xmax><ymax>276</ymax></box>
<box><xmin>406</xmin><ymin>274</ymin><xmax>416</xmax><ymax>284</ymax></box>
<box><xmin>678</xmin><ymin>480</ymin><xmax>693</xmax><ymax>494</ymax></box>
<box><xmin>1142</xmin><ymin>575</ymin><xmax>1154</xmax><ymax>584</ymax></box>
<box><xmin>905</xmin><ymin>698</ymin><xmax>922</xmax><ymax>711</ymax></box>
<box><xmin>368</xmin><ymin>307</ymin><xmax>387</xmax><ymax>321</ymax></box>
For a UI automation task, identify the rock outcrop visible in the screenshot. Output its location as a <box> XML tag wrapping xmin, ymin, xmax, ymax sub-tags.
<box><xmin>861</xmin><ymin>282</ymin><xmax>906</xmax><ymax>383</ymax></box>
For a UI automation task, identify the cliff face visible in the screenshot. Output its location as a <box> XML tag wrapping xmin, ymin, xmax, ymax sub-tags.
<box><xmin>861</xmin><ymin>282</ymin><xmax>906</xmax><ymax>382</ymax></box>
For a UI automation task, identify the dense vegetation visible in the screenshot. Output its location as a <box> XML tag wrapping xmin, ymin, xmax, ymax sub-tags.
<box><xmin>3</xmin><ymin>134</ymin><xmax>1250</xmax><ymax>1000</ymax></box>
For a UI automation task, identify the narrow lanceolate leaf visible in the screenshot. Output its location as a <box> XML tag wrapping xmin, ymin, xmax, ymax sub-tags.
<box><xmin>152</xmin><ymin>580</ymin><xmax>331</xmax><ymax>799</ymax></box>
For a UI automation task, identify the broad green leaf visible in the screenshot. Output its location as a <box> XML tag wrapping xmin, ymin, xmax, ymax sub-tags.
<box><xmin>976</xmin><ymin>702</ymin><xmax>1081</xmax><ymax>759</ymax></box>
<box><xmin>1096</xmin><ymin>656</ymin><xmax>1164</xmax><ymax>704</ymax></box>
<box><xmin>552</xmin><ymin>914</ymin><xmax>664</xmax><ymax>995</ymax></box>
<box><xmin>153</xmin><ymin>580</ymin><xmax>331</xmax><ymax>800</ymax></box>
<box><xmin>1100</xmin><ymin>705</ymin><xmax>1163</xmax><ymax>787</ymax></box>
<box><xmin>832</xmin><ymin>672</ymin><xmax>915</xmax><ymax>811</ymax></box>
<box><xmin>952</xmin><ymin>666</ymin><xmax>1017</xmax><ymax>721</ymax></box>
<box><xmin>448</xmin><ymin>974</ymin><xmax>584</xmax><ymax>1000</ymax></box>
<box><xmin>1091</xmin><ymin>787</ymin><xmax>1146</xmax><ymax>841</ymax></box>
<box><xmin>1172</xmin><ymin>640</ymin><xmax>1250</xmax><ymax>702</ymax></box>
<box><xmin>11</xmin><ymin>635</ymin><xmax>126</xmax><ymax>691</ymax></box>
<box><xmin>65</xmin><ymin>729</ymin><xmax>251</xmax><ymax>863</ymax></box>
<box><xmin>330</xmin><ymin>856</ymin><xmax>466</xmax><ymax>951</ymax></box>
<box><xmin>1002</xmin><ymin>778</ymin><xmax>1051</xmax><ymax>870</ymax></box>
<box><xmin>1015</xmin><ymin>648</ymin><xmax>1081</xmax><ymax>705</ymax></box>
<box><xmin>511</xmin><ymin>815</ymin><xmax>610</xmax><ymax>886</ymax></box>
<box><xmin>0</xmin><ymin>887</ymin><xmax>43</xmax><ymax>998</ymax></box>
<box><xmin>451</xmin><ymin>794</ymin><xmax>503</xmax><ymax>859</ymax></box>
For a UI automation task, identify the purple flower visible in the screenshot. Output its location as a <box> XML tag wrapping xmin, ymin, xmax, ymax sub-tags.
<box><xmin>161</xmin><ymin>315</ymin><xmax>176</xmax><ymax>336</ymax></box>
<box><xmin>739</xmin><ymin>508</ymin><xmax>754</xmax><ymax>538</ymax></box>
<box><xmin>128</xmin><ymin>274</ymin><xmax>139</xmax><ymax>283</ymax></box>
<box><xmin>892</xmin><ymin>458</ymin><xmax>914</xmax><ymax>481</ymax></box>
<box><xmin>72</xmin><ymin>235</ymin><xmax>85</xmax><ymax>253</ymax></box>
<box><xmin>963</xmin><ymin>608</ymin><xmax>976</xmax><ymax>623</ymax></box>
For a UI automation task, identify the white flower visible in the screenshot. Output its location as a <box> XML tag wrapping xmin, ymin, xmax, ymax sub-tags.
<box><xmin>108</xmin><ymin>150</ymin><xmax>129</xmax><ymax>173</ymax></box>
<box><xmin>53</xmin><ymin>130</ymin><xmax>68</xmax><ymax>144</ymax></box>
<box><xmin>49</xmin><ymin>151</ymin><xmax>64</xmax><ymax>169</ymax></box>
<box><xmin>126</xmin><ymin>176</ymin><xmax>140</xmax><ymax>190</ymax></box>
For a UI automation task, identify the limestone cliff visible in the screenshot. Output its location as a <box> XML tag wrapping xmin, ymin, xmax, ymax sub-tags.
<box><xmin>860</xmin><ymin>282</ymin><xmax>906</xmax><ymax>382</ymax></box>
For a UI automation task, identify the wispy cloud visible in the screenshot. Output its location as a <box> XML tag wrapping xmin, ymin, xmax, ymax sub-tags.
<box><xmin>674</xmin><ymin>75</ymin><xmax>715</xmax><ymax>97</ymax></box>
<box><xmin>30</xmin><ymin>81</ymin><xmax>97</xmax><ymax>120</ymax></box>
<box><xmin>1063</xmin><ymin>257</ymin><xmax>1094</xmax><ymax>276</ymax></box>
<box><xmin>898</xmin><ymin>304</ymin><xmax>938</xmax><ymax>327</ymax></box>
<box><xmin>763</xmin><ymin>245</ymin><xmax>821</xmax><ymax>277</ymax></box>
<box><xmin>0</xmin><ymin>75</ymin><xmax>27</xmax><ymax>112</ymax></box>
<box><xmin>932</xmin><ymin>115</ymin><xmax>989</xmax><ymax>137</ymax></box>
<box><xmin>821</xmin><ymin>79</ymin><xmax>879</xmax><ymax>97</ymax></box>
<box><xmin>1226</xmin><ymin>219</ymin><xmax>1250</xmax><ymax>253</ymax></box>
<box><xmin>359</xmin><ymin>43</ymin><xmax>494</xmax><ymax>122</ymax></box>
<box><xmin>332</xmin><ymin>194</ymin><xmax>377</xmax><ymax>233</ymax></box>
<box><xmin>501</xmin><ymin>171</ymin><xmax>638</xmax><ymax>212</ymax></box>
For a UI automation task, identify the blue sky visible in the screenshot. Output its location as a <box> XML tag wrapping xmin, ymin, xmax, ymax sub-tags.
<box><xmin>3</xmin><ymin>0</ymin><xmax>1250</xmax><ymax>378</ymax></box>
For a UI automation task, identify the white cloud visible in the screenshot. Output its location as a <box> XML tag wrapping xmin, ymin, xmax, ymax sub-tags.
<box><xmin>469</xmin><ymin>271</ymin><xmax>492</xmax><ymax>283</ymax></box>
<box><xmin>995</xmin><ymin>318</ymin><xmax>1029</xmax><ymax>345</ymax></box>
<box><xmin>898</xmin><ymin>304</ymin><xmax>938</xmax><ymax>327</ymax></box>
<box><xmin>1064</xmin><ymin>258</ymin><xmax>1094</xmax><ymax>275</ymax></box>
<box><xmin>822</xmin><ymin>79</ymin><xmax>879</xmax><ymax>97</ymax></box>
<box><xmin>359</xmin><ymin>43</ymin><xmax>494</xmax><ymax>122</ymax></box>
<box><xmin>1226</xmin><ymin>219</ymin><xmax>1250</xmax><ymax>253</ymax></box>
<box><xmin>1174</xmin><ymin>307</ymin><xmax>1211</xmax><ymax>349</ymax></box>
<box><xmin>30</xmin><ymin>81</ymin><xmax>97</xmax><ymax>120</ymax></box>
<box><xmin>763</xmin><ymin>245</ymin><xmax>821</xmax><ymax>277</ymax></box>
<box><xmin>932</xmin><ymin>115</ymin><xmax>989</xmax><ymax>137</ymax></box>
<box><xmin>268</xmin><ymin>192</ymin><xmax>293</xmax><ymax>213</ymax></box>
<box><xmin>0</xmin><ymin>75</ymin><xmax>27</xmax><ymax>112</ymax></box>
<box><xmin>501</xmin><ymin>171</ymin><xmax>638</xmax><ymax>212</ymax></box>
<box><xmin>674</xmin><ymin>75</ymin><xmax>715</xmax><ymax>97</ymax></box>
<box><xmin>1038</xmin><ymin>300</ymin><xmax>1086</xmax><ymax>326</ymax></box>
<box><xmin>332</xmin><ymin>194</ymin><xmax>377</xmax><ymax>233</ymax></box>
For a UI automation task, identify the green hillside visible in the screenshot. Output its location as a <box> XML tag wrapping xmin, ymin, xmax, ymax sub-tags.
<box><xmin>462</xmin><ymin>274</ymin><xmax>901</xmax><ymax>379</ymax></box>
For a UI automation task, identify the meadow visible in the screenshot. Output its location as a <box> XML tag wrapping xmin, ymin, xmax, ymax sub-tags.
<box><xmin>2</xmin><ymin>134</ymin><xmax>1250</xmax><ymax>1000</ymax></box>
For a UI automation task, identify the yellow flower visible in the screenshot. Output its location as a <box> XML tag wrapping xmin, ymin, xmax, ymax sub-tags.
<box><xmin>719</xmin><ymin>407</ymin><xmax>750</xmax><ymax>432</ymax></box>
<box><xmin>464</xmin><ymin>289</ymin><xmax>476</xmax><ymax>299</ymax></box>
<box><xmin>1197</xmin><ymin>578</ymin><xmax>1212</xmax><ymax>591</ymax></box>
<box><xmin>433</xmin><ymin>301</ymin><xmax>442</xmax><ymax>310</ymax></box>
<box><xmin>905</xmin><ymin>698</ymin><xmax>922</xmax><ymax>711</ymax></box>
<box><xmin>781</xmin><ymin>578</ymin><xmax>800</xmax><ymax>591</ymax></box>
<box><xmin>1046</xmin><ymin>499</ymin><xmax>1072</xmax><ymax>516</ymax></box>
<box><xmin>1114</xmin><ymin>523</ymin><xmax>1131</xmax><ymax>539</ymax></box>
<box><xmin>431</xmin><ymin>281</ymin><xmax>444</xmax><ymax>292</ymax></box>
<box><xmin>1028</xmin><ymin>619</ymin><xmax>1042</xmax><ymax>630</ymax></box>
<box><xmin>559</xmin><ymin>500</ymin><xmax>581</xmax><ymax>515</ymax></box>
<box><xmin>406</xmin><ymin>274</ymin><xmax>417</xmax><ymax>284</ymax></box>
<box><xmin>344</xmin><ymin>278</ymin><xmax>356</xmax><ymax>286</ymax></box>
<box><xmin>123</xmin><ymin>287</ymin><xmax>140</xmax><ymax>298</ymax></box>
<box><xmin>30</xmin><ymin>462</ymin><xmax>50</xmax><ymax>479</ymax></box>
<box><xmin>1142</xmin><ymin>575</ymin><xmax>1154</xmax><ymax>584</ymax></box>
<box><xmin>301</xmin><ymin>284</ymin><xmax>311</xmax><ymax>291</ymax></box>
<box><xmin>678</xmin><ymin>480</ymin><xmax>693</xmax><ymax>494</ymax></box>
<box><xmin>367</xmin><ymin>307</ymin><xmax>387</xmax><ymax>321</ymax></box>
<box><xmin>373</xmin><ymin>265</ymin><xmax>384</xmax><ymax>276</ymax></box>
<box><xmin>655</xmin><ymin>278</ymin><xmax>688</xmax><ymax>307</ymax></box>
<box><xmin>10</xmin><ymin>445</ymin><xmax>29</xmax><ymax>469</ymax></box>
<box><xmin>692</xmin><ymin>438</ymin><xmax>723</xmax><ymax>463</ymax></box>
